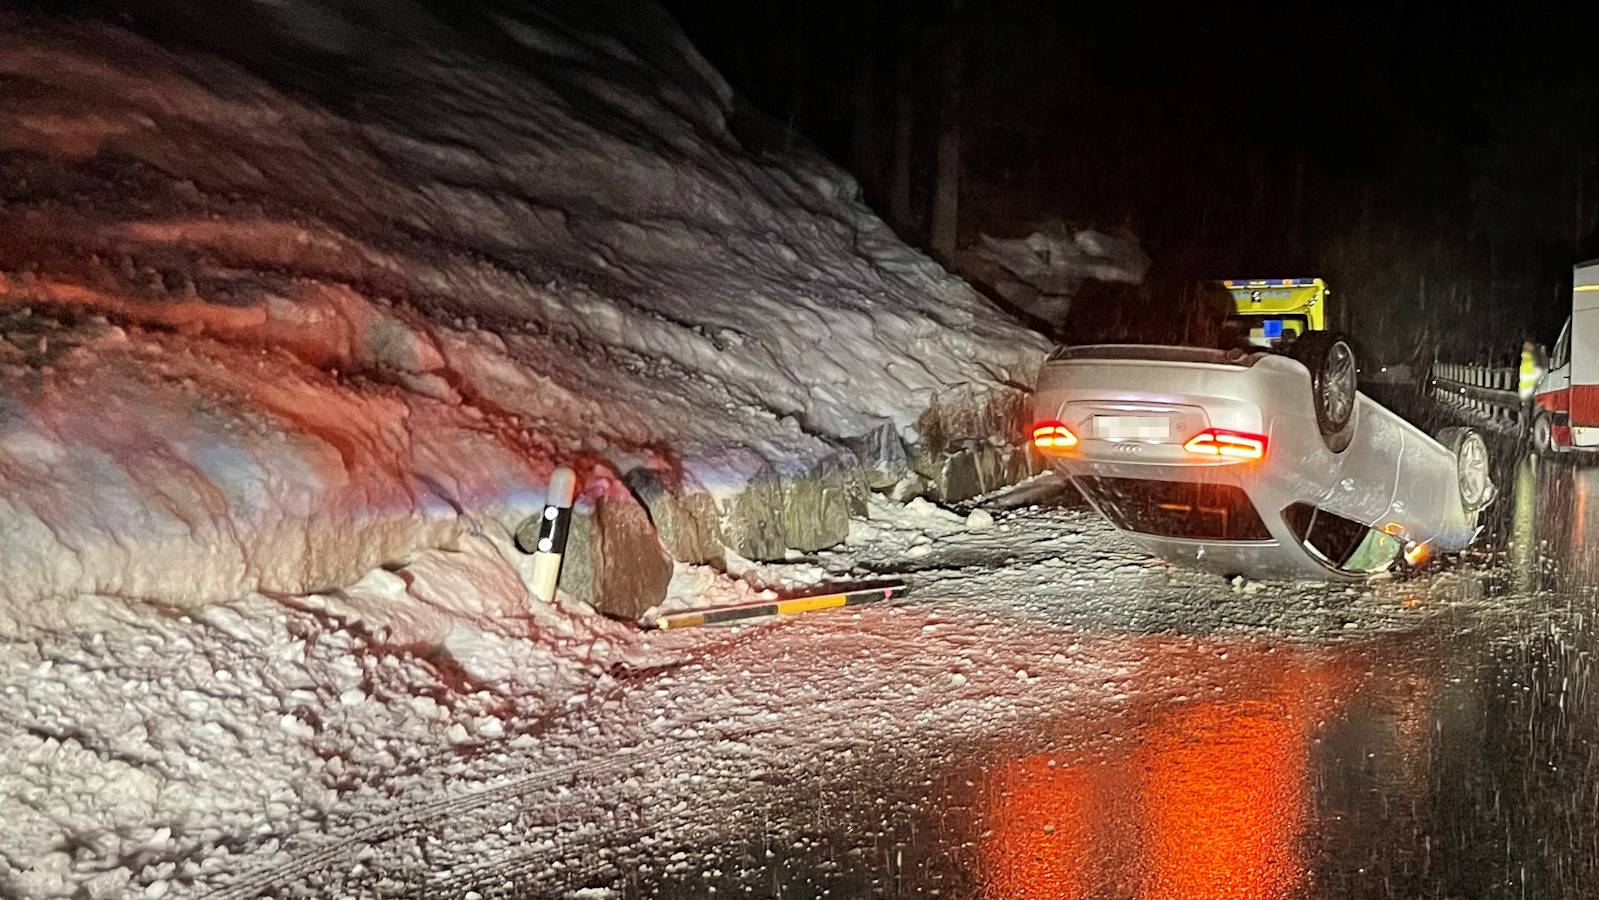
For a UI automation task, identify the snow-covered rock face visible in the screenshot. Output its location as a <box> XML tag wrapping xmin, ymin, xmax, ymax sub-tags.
<box><xmin>0</xmin><ymin>0</ymin><xmax>1047</xmax><ymax>611</ymax></box>
<box><xmin>0</xmin><ymin>312</ymin><xmax>544</xmax><ymax>607</ymax></box>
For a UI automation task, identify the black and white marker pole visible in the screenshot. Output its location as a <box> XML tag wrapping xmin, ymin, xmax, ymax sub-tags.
<box><xmin>529</xmin><ymin>467</ymin><xmax>576</xmax><ymax>603</ymax></box>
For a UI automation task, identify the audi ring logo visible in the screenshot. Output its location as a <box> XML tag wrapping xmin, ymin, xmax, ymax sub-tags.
<box><xmin>1114</xmin><ymin>443</ymin><xmax>1144</xmax><ymax>455</ymax></box>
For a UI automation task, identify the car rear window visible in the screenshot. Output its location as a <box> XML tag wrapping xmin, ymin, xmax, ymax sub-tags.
<box><xmin>1224</xmin><ymin>313</ymin><xmax>1312</xmax><ymax>349</ymax></box>
<box><xmin>1073</xmin><ymin>476</ymin><xmax>1272</xmax><ymax>541</ymax></box>
<box><xmin>1282</xmin><ymin>502</ymin><xmax>1396</xmax><ymax>573</ymax></box>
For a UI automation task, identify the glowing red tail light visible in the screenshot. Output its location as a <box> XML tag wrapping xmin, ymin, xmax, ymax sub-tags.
<box><xmin>1031</xmin><ymin>422</ymin><xmax>1078</xmax><ymax>452</ymax></box>
<box><xmin>1182</xmin><ymin>428</ymin><xmax>1267</xmax><ymax>460</ymax></box>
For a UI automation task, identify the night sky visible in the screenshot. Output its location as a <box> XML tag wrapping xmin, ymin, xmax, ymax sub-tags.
<box><xmin>664</xmin><ymin>0</ymin><xmax>1599</xmax><ymax>362</ymax></box>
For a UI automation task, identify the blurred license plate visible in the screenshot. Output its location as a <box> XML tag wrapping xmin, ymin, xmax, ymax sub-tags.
<box><xmin>1093</xmin><ymin>415</ymin><xmax>1170</xmax><ymax>440</ymax></box>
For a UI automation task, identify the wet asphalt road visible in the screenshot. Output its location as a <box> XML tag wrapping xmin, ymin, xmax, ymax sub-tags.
<box><xmin>603</xmin><ymin>449</ymin><xmax>1599</xmax><ymax>899</ymax></box>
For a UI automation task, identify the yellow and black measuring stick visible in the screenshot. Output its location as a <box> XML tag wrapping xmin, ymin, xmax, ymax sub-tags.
<box><xmin>528</xmin><ymin>467</ymin><xmax>577</xmax><ymax>602</ymax></box>
<box><xmin>650</xmin><ymin>581</ymin><xmax>909</xmax><ymax>630</ymax></box>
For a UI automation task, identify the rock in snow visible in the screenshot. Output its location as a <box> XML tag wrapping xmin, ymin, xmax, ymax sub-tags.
<box><xmin>953</xmin><ymin>219</ymin><xmax>1150</xmax><ymax>327</ymax></box>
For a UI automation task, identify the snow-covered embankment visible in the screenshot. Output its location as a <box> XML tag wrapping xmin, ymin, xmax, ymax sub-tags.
<box><xmin>0</xmin><ymin>0</ymin><xmax>1050</xmax><ymax>621</ymax></box>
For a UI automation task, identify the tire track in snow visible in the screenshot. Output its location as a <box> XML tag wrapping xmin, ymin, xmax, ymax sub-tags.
<box><xmin>316</xmin><ymin>605</ymin><xmax>967</xmax><ymax>896</ymax></box>
<box><xmin>207</xmin><ymin>748</ymin><xmax>649</xmax><ymax>899</ymax></box>
<box><xmin>207</xmin><ymin>619</ymin><xmax>792</xmax><ymax>897</ymax></box>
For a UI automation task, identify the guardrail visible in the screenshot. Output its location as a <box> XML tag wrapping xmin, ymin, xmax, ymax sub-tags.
<box><xmin>1430</xmin><ymin>362</ymin><xmax>1521</xmax><ymax>430</ymax></box>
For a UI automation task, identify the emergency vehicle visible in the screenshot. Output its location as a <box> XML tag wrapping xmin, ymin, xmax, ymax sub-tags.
<box><xmin>1220</xmin><ymin>277</ymin><xmax>1330</xmax><ymax>348</ymax></box>
<box><xmin>1531</xmin><ymin>261</ymin><xmax>1599</xmax><ymax>455</ymax></box>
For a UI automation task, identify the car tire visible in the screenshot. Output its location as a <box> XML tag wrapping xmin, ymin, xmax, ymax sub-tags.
<box><xmin>1438</xmin><ymin>425</ymin><xmax>1494</xmax><ymax>513</ymax></box>
<box><xmin>1531</xmin><ymin>411</ymin><xmax>1554</xmax><ymax>457</ymax></box>
<box><xmin>1288</xmin><ymin>331</ymin><xmax>1358</xmax><ymax>451</ymax></box>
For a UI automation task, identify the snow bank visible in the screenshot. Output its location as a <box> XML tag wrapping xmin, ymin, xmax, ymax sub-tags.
<box><xmin>0</xmin><ymin>521</ymin><xmax>642</xmax><ymax>899</ymax></box>
<box><xmin>0</xmin><ymin>0</ymin><xmax>1047</xmax><ymax>614</ymax></box>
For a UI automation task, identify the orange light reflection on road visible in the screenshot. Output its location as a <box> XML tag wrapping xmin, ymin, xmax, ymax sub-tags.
<box><xmin>982</xmin><ymin>757</ymin><xmax>1098</xmax><ymax>899</ymax></box>
<box><xmin>1136</xmin><ymin>695</ymin><xmax>1311</xmax><ymax>900</ymax></box>
<box><xmin>979</xmin><ymin>644</ymin><xmax>1356</xmax><ymax>899</ymax></box>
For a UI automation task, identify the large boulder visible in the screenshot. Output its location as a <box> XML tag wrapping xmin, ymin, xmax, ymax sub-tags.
<box><xmin>844</xmin><ymin>420</ymin><xmax>911</xmax><ymax>490</ymax></box>
<box><xmin>780</xmin><ymin>453</ymin><xmax>858</xmax><ymax>553</ymax></box>
<box><xmin>622</xmin><ymin>467</ymin><xmax>723</xmax><ymax>565</ymax></box>
<box><xmin>916</xmin><ymin>383</ymin><xmax>1031</xmax><ymax>455</ymax></box>
<box><xmin>911</xmin><ymin>440</ymin><xmax>1040</xmax><ymax>504</ymax></box>
<box><xmin>554</xmin><ymin>480</ymin><xmax>673</xmax><ymax>620</ymax></box>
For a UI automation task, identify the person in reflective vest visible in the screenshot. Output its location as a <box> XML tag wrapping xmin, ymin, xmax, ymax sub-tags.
<box><xmin>1519</xmin><ymin>340</ymin><xmax>1546</xmax><ymax>440</ymax></box>
<box><xmin>1519</xmin><ymin>341</ymin><xmax>1545</xmax><ymax>400</ymax></box>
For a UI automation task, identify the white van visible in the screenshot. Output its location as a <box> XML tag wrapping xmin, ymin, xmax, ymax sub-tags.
<box><xmin>1532</xmin><ymin>261</ymin><xmax>1599</xmax><ymax>454</ymax></box>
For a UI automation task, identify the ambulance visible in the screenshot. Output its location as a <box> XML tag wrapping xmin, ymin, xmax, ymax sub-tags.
<box><xmin>1531</xmin><ymin>262</ymin><xmax>1599</xmax><ymax>455</ymax></box>
<box><xmin>1219</xmin><ymin>277</ymin><xmax>1330</xmax><ymax>348</ymax></box>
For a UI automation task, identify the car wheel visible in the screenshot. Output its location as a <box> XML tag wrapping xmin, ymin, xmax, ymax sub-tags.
<box><xmin>1532</xmin><ymin>411</ymin><xmax>1554</xmax><ymax>457</ymax></box>
<box><xmin>1288</xmin><ymin>331</ymin><xmax>1358</xmax><ymax>450</ymax></box>
<box><xmin>1438</xmin><ymin>426</ymin><xmax>1494</xmax><ymax>512</ymax></box>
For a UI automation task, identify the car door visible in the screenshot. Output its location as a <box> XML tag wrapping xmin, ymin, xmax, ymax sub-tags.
<box><xmin>1387</xmin><ymin>423</ymin><xmax>1476</xmax><ymax>546</ymax></box>
<box><xmin>1312</xmin><ymin>398</ymin><xmax>1405</xmax><ymax>530</ymax></box>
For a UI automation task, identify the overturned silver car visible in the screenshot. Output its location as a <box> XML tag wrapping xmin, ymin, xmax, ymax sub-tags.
<box><xmin>1031</xmin><ymin>337</ymin><xmax>1494</xmax><ymax>581</ymax></box>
